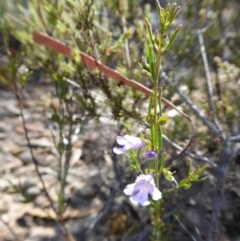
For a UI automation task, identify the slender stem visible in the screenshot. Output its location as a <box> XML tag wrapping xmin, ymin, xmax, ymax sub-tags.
<box><xmin>158</xmin><ymin>87</ymin><xmax>163</xmax><ymax>153</ymax></box>
<box><xmin>122</xmin><ymin>16</ymin><xmax>131</xmax><ymax>68</ymax></box>
<box><xmin>36</xmin><ymin>0</ymin><xmax>51</xmax><ymax>35</ymax></box>
<box><xmin>13</xmin><ymin>82</ymin><xmax>74</xmax><ymax>241</ymax></box>
<box><xmin>154</xmin><ymin>50</ymin><xmax>163</xmax><ymax>192</ymax></box>
<box><xmin>14</xmin><ymin>84</ymin><xmax>57</xmax><ymax>215</ymax></box>
<box><xmin>155</xmin><ymin>49</ymin><xmax>162</xmax><ymax>85</ymax></box>
<box><xmin>162</xmin><ymin>134</ymin><xmax>216</xmax><ymax>166</ymax></box>
<box><xmin>197</xmin><ymin>29</ymin><xmax>222</xmax><ymax>133</ymax></box>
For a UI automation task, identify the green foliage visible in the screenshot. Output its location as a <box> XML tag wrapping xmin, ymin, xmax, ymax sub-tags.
<box><xmin>1</xmin><ymin>0</ymin><xmax>240</xmax><ymax>240</ymax></box>
<box><xmin>179</xmin><ymin>164</ymin><xmax>208</xmax><ymax>189</ymax></box>
<box><xmin>2</xmin><ymin>0</ymin><xmax>154</xmax><ymax>121</ymax></box>
<box><xmin>7</xmin><ymin>179</ymin><xmax>35</xmax><ymax>203</ymax></box>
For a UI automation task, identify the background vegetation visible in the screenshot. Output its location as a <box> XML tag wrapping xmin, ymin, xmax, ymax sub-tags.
<box><xmin>0</xmin><ymin>0</ymin><xmax>240</xmax><ymax>240</ymax></box>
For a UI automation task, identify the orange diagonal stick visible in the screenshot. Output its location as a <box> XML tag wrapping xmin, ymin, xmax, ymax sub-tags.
<box><xmin>32</xmin><ymin>31</ymin><xmax>194</xmax><ymax>155</ymax></box>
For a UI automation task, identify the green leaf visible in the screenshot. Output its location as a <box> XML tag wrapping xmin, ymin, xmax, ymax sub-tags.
<box><xmin>165</xmin><ymin>25</ymin><xmax>182</xmax><ymax>50</ymax></box>
<box><xmin>145</xmin><ymin>18</ymin><xmax>155</xmax><ymax>45</ymax></box>
<box><xmin>179</xmin><ymin>180</ymin><xmax>192</xmax><ymax>189</ymax></box>
<box><xmin>169</xmin><ymin>4</ymin><xmax>180</xmax><ymax>23</ymax></box>
<box><xmin>156</xmin><ymin>0</ymin><xmax>166</xmax><ymax>34</ymax></box>
<box><xmin>148</xmin><ymin>45</ymin><xmax>155</xmax><ymax>80</ymax></box>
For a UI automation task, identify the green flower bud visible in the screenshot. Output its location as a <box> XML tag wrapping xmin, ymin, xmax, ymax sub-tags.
<box><xmin>158</xmin><ymin>116</ymin><xmax>169</xmax><ymax>126</ymax></box>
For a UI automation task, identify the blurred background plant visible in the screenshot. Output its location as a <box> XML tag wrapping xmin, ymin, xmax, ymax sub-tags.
<box><xmin>0</xmin><ymin>0</ymin><xmax>240</xmax><ymax>241</ymax></box>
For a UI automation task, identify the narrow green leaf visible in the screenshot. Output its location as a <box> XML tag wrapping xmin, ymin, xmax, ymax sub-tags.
<box><xmin>148</xmin><ymin>45</ymin><xmax>155</xmax><ymax>80</ymax></box>
<box><xmin>171</xmin><ymin>5</ymin><xmax>180</xmax><ymax>22</ymax></box>
<box><xmin>165</xmin><ymin>25</ymin><xmax>182</xmax><ymax>50</ymax></box>
<box><xmin>156</xmin><ymin>0</ymin><xmax>166</xmax><ymax>34</ymax></box>
<box><xmin>145</xmin><ymin>18</ymin><xmax>154</xmax><ymax>45</ymax></box>
<box><xmin>164</xmin><ymin>3</ymin><xmax>171</xmax><ymax>25</ymax></box>
<box><xmin>179</xmin><ymin>180</ymin><xmax>192</xmax><ymax>189</ymax></box>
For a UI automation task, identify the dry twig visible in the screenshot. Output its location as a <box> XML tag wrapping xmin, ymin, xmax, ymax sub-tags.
<box><xmin>197</xmin><ymin>28</ymin><xmax>223</xmax><ymax>138</ymax></box>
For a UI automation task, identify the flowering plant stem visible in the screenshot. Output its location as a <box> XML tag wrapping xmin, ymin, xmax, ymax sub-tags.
<box><xmin>150</xmin><ymin>41</ymin><xmax>165</xmax><ymax>241</ymax></box>
<box><xmin>112</xmin><ymin>2</ymin><xmax>182</xmax><ymax>238</ymax></box>
<box><xmin>145</xmin><ymin>2</ymin><xmax>182</xmax><ymax>240</ymax></box>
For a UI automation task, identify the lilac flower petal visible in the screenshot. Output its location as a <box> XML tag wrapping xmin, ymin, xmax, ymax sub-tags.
<box><xmin>149</xmin><ymin>176</ymin><xmax>156</xmax><ymax>186</ymax></box>
<box><xmin>131</xmin><ymin>194</ymin><xmax>150</xmax><ymax>206</ymax></box>
<box><xmin>124</xmin><ymin>174</ymin><xmax>162</xmax><ymax>206</ymax></box>
<box><xmin>122</xmin><ymin>142</ymin><xmax>134</xmax><ymax>151</ymax></box>
<box><xmin>129</xmin><ymin>197</ymin><xmax>140</xmax><ymax>206</ymax></box>
<box><xmin>134</xmin><ymin>181</ymin><xmax>153</xmax><ymax>205</ymax></box>
<box><xmin>113</xmin><ymin>147</ymin><xmax>126</xmax><ymax>154</ymax></box>
<box><xmin>123</xmin><ymin>183</ymin><xmax>135</xmax><ymax>195</ymax></box>
<box><xmin>135</xmin><ymin>174</ymin><xmax>153</xmax><ymax>183</ymax></box>
<box><xmin>133</xmin><ymin>183</ymin><xmax>152</xmax><ymax>206</ymax></box>
<box><xmin>113</xmin><ymin>135</ymin><xmax>144</xmax><ymax>155</ymax></box>
<box><xmin>135</xmin><ymin>174</ymin><xmax>156</xmax><ymax>186</ymax></box>
<box><xmin>123</xmin><ymin>135</ymin><xmax>144</xmax><ymax>149</ymax></box>
<box><xmin>151</xmin><ymin>187</ymin><xmax>162</xmax><ymax>201</ymax></box>
<box><xmin>123</xmin><ymin>135</ymin><xmax>140</xmax><ymax>142</ymax></box>
<box><xmin>115</xmin><ymin>136</ymin><xmax>127</xmax><ymax>146</ymax></box>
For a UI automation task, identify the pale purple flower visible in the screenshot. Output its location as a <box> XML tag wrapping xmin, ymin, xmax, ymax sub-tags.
<box><xmin>113</xmin><ymin>135</ymin><xmax>144</xmax><ymax>154</ymax></box>
<box><xmin>123</xmin><ymin>174</ymin><xmax>162</xmax><ymax>206</ymax></box>
<box><xmin>146</xmin><ymin>150</ymin><xmax>157</xmax><ymax>159</ymax></box>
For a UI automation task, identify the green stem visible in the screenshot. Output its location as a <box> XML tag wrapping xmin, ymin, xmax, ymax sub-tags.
<box><xmin>158</xmin><ymin>87</ymin><xmax>163</xmax><ymax>154</ymax></box>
